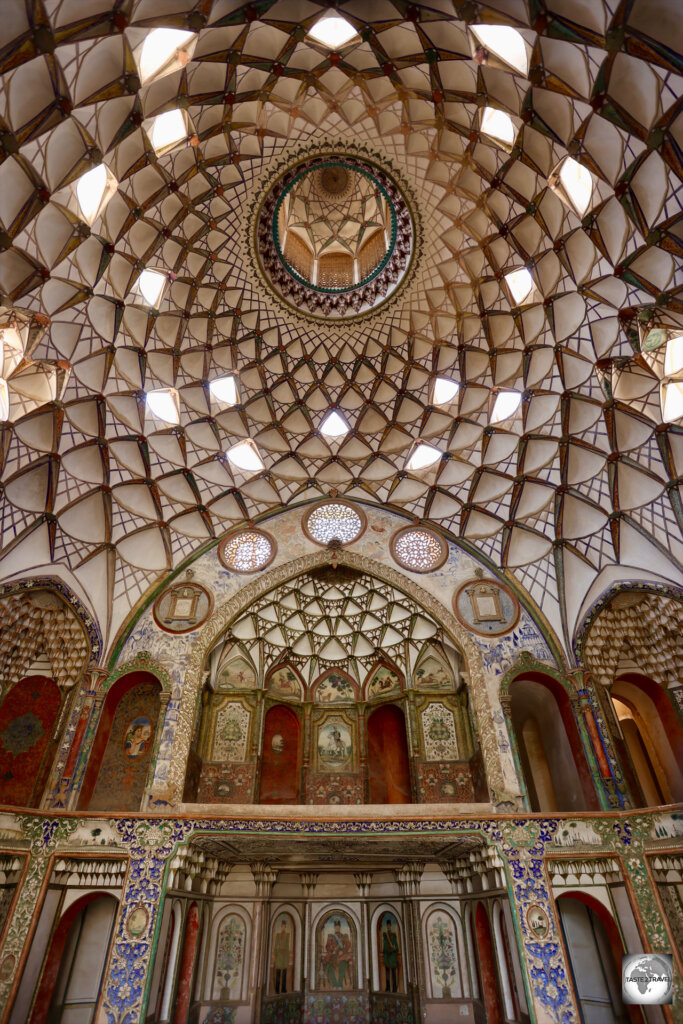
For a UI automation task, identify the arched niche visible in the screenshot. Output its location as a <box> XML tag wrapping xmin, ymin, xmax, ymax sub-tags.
<box><xmin>557</xmin><ymin>892</ymin><xmax>634</xmax><ymax>1024</ymax></box>
<box><xmin>0</xmin><ymin>676</ymin><xmax>61</xmax><ymax>807</ymax></box>
<box><xmin>375</xmin><ymin>907</ymin><xmax>404</xmax><ymax>993</ymax></box>
<box><xmin>424</xmin><ymin>906</ymin><xmax>461</xmax><ymax>999</ymax></box>
<box><xmin>28</xmin><ymin>892</ymin><xmax>118</xmax><ymax>1024</ymax></box>
<box><xmin>367</xmin><ymin>704</ymin><xmax>411</xmax><ymax>804</ymax></box>
<box><xmin>508</xmin><ymin>672</ymin><xmax>597</xmax><ymax>812</ymax></box>
<box><xmin>259</xmin><ymin>704</ymin><xmax>302</xmax><ymax>804</ymax></box>
<box><xmin>78</xmin><ymin>670</ymin><xmax>161</xmax><ymax>812</ymax></box>
<box><xmin>211</xmin><ymin>907</ymin><xmax>250</xmax><ymax>1002</ymax></box>
<box><xmin>611</xmin><ymin>673</ymin><xmax>683</xmax><ymax>806</ymax></box>
<box><xmin>363</xmin><ymin>659</ymin><xmax>403</xmax><ymax>701</ymax></box>
<box><xmin>268</xmin><ymin>909</ymin><xmax>298</xmax><ymax>995</ymax></box>
<box><xmin>311</xmin><ymin>668</ymin><xmax>358</xmax><ymax>704</ymax></box>
<box><xmin>313</xmin><ymin>908</ymin><xmax>358</xmax><ymax>992</ymax></box>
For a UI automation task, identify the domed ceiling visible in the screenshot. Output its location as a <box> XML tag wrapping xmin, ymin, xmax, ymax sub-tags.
<box><xmin>0</xmin><ymin>0</ymin><xmax>680</xmax><ymax>655</ymax></box>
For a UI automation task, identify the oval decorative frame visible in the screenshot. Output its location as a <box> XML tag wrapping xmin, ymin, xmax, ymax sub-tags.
<box><xmin>218</xmin><ymin>527</ymin><xmax>277</xmax><ymax>574</ymax></box>
<box><xmin>302</xmin><ymin>499</ymin><xmax>367</xmax><ymax>548</ymax></box>
<box><xmin>390</xmin><ymin>525</ymin><xmax>448</xmax><ymax>574</ymax></box>
<box><xmin>526</xmin><ymin>904</ymin><xmax>550</xmax><ymax>940</ymax></box>
<box><xmin>126</xmin><ymin>903</ymin><xmax>150</xmax><ymax>939</ymax></box>
<box><xmin>153</xmin><ymin>581</ymin><xmax>213</xmax><ymax>634</ymax></box>
<box><xmin>453</xmin><ymin>578</ymin><xmax>520</xmax><ymax>637</ymax></box>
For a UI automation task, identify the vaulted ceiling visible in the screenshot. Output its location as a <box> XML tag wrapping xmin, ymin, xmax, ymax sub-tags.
<box><xmin>0</xmin><ymin>0</ymin><xmax>680</xmax><ymax>655</ymax></box>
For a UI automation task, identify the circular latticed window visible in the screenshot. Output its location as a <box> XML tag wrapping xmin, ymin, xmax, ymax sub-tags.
<box><xmin>218</xmin><ymin>528</ymin><xmax>276</xmax><ymax>573</ymax></box>
<box><xmin>391</xmin><ymin>526</ymin><xmax>448</xmax><ymax>573</ymax></box>
<box><xmin>303</xmin><ymin>500</ymin><xmax>366</xmax><ymax>546</ymax></box>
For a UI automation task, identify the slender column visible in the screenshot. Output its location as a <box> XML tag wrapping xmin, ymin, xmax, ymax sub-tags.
<box><xmin>498</xmin><ymin>826</ymin><xmax>581</xmax><ymax>1024</ymax></box>
<box><xmin>570</xmin><ymin>670</ymin><xmax>630</xmax><ymax>810</ymax></box>
<box><xmin>492</xmin><ymin>904</ymin><xmax>515</xmax><ymax>1020</ymax></box>
<box><xmin>41</xmin><ymin>667</ymin><xmax>108</xmax><ymax>809</ymax></box>
<box><xmin>159</xmin><ymin>908</ymin><xmax>182</xmax><ymax>1024</ymax></box>
<box><xmin>174</xmin><ymin>902</ymin><xmax>200</xmax><ymax>1024</ymax></box>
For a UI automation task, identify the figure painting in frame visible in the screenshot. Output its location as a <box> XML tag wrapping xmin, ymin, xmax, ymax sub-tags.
<box><xmin>271</xmin><ymin>912</ymin><xmax>295</xmax><ymax>994</ymax></box>
<box><xmin>378</xmin><ymin>912</ymin><xmax>401</xmax><ymax>993</ymax></box>
<box><xmin>318</xmin><ymin>912</ymin><xmax>354</xmax><ymax>991</ymax></box>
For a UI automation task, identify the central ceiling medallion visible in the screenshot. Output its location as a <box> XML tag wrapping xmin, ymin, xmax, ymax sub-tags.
<box><xmin>254</xmin><ymin>152</ymin><xmax>415</xmax><ymax>320</ymax></box>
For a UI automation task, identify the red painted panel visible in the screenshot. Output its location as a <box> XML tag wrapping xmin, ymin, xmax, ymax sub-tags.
<box><xmin>259</xmin><ymin>705</ymin><xmax>301</xmax><ymax>804</ymax></box>
<box><xmin>475</xmin><ymin>903</ymin><xmax>503</xmax><ymax>1024</ymax></box>
<box><xmin>367</xmin><ymin>704</ymin><xmax>411</xmax><ymax>804</ymax></box>
<box><xmin>174</xmin><ymin>902</ymin><xmax>200</xmax><ymax>1024</ymax></box>
<box><xmin>0</xmin><ymin>677</ymin><xmax>61</xmax><ymax>807</ymax></box>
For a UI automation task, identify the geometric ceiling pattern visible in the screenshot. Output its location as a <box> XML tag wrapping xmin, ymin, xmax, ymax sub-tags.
<box><xmin>0</xmin><ymin>1</ymin><xmax>681</xmax><ymax>657</ymax></box>
<box><xmin>210</xmin><ymin>564</ymin><xmax>457</xmax><ymax>693</ymax></box>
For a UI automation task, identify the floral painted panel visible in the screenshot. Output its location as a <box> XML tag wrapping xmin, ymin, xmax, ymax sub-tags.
<box><xmin>426</xmin><ymin>911</ymin><xmax>458</xmax><ymax>999</ymax></box>
<box><xmin>421</xmin><ymin>703</ymin><xmax>458</xmax><ymax>761</ymax></box>
<box><xmin>212</xmin><ymin>702</ymin><xmax>250</xmax><ymax>762</ymax></box>
<box><xmin>215</xmin><ymin>913</ymin><xmax>246</xmax><ymax>1000</ymax></box>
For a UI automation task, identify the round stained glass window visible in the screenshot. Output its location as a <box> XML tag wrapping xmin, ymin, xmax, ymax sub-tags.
<box><xmin>303</xmin><ymin>500</ymin><xmax>365</xmax><ymax>546</ymax></box>
<box><xmin>391</xmin><ymin>526</ymin><xmax>448</xmax><ymax>573</ymax></box>
<box><xmin>218</xmin><ymin>528</ymin><xmax>276</xmax><ymax>573</ymax></box>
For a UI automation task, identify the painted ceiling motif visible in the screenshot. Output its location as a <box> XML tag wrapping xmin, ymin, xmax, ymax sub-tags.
<box><xmin>210</xmin><ymin>565</ymin><xmax>460</xmax><ymax>691</ymax></box>
<box><xmin>0</xmin><ymin>1</ymin><xmax>680</xmax><ymax>656</ymax></box>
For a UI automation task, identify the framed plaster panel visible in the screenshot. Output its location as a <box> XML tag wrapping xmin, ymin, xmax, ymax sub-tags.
<box><xmin>153</xmin><ymin>581</ymin><xmax>213</xmax><ymax>634</ymax></box>
<box><xmin>422</xmin><ymin>903</ymin><xmax>463</xmax><ymax>1000</ymax></box>
<box><xmin>453</xmin><ymin>578</ymin><xmax>520</xmax><ymax>637</ymax></box>
<box><xmin>267</xmin><ymin>905</ymin><xmax>302</xmax><ymax>994</ymax></box>
<box><xmin>369</xmin><ymin>902</ymin><xmax>406</xmax><ymax>992</ymax></box>
<box><xmin>310</xmin><ymin>904</ymin><xmax>360</xmax><ymax>992</ymax></box>
<box><xmin>311</xmin><ymin>710</ymin><xmax>357</xmax><ymax>773</ymax></box>
<box><xmin>209</xmin><ymin>905</ymin><xmax>252</xmax><ymax>1002</ymax></box>
<box><xmin>419</xmin><ymin>700</ymin><xmax>460</xmax><ymax>762</ymax></box>
<box><xmin>363</xmin><ymin>661</ymin><xmax>403</xmax><ymax>702</ymax></box>
<box><xmin>208</xmin><ymin>696</ymin><xmax>254</xmax><ymax>763</ymax></box>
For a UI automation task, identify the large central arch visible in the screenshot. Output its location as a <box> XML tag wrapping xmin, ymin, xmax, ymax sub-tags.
<box><xmin>153</xmin><ymin>548</ymin><xmax>512</xmax><ymax>808</ymax></box>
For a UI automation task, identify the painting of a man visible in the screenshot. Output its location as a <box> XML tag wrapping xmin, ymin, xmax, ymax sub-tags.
<box><xmin>320</xmin><ymin>915</ymin><xmax>353</xmax><ymax>990</ymax></box>
<box><xmin>380</xmin><ymin>914</ymin><xmax>400</xmax><ymax>992</ymax></box>
<box><xmin>272</xmin><ymin>915</ymin><xmax>292</xmax><ymax>994</ymax></box>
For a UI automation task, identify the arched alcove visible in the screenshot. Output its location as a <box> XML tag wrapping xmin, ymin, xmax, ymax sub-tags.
<box><xmin>28</xmin><ymin>892</ymin><xmax>118</xmax><ymax>1024</ymax></box>
<box><xmin>367</xmin><ymin>704</ymin><xmax>411</xmax><ymax>804</ymax></box>
<box><xmin>78</xmin><ymin>671</ymin><xmax>161</xmax><ymax>812</ymax></box>
<box><xmin>557</xmin><ymin>892</ymin><xmax>633</xmax><ymax>1024</ymax></box>
<box><xmin>259</xmin><ymin>705</ymin><xmax>302</xmax><ymax>804</ymax></box>
<box><xmin>509</xmin><ymin>673</ymin><xmax>597</xmax><ymax>812</ymax></box>
<box><xmin>0</xmin><ymin>676</ymin><xmax>61</xmax><ymax>807</ymax></box>
<box><xmin>611</xmin><ymin>674</ymin><xmax>683</xmax><ymax>806</ymax></box>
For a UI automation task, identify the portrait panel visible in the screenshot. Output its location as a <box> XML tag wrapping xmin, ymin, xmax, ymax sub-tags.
<box><xmin>123</xmin><ymin>716</ymin><xmax>153</xmax><ymax>759</ymax></box>
<box><xmin>316</xmin><ymin>911</ymin><xmax>356</xmax><ymax>991</ymax></box>
<box><xmin>270</xmin><ymin>912</ymin><xmax>296</xmax><ymax>995</ymax></box>
<box><xmin>314</xmin><ymin>713</ymin><xmax>355</xmax><ymax>773</ymax></box>
<box><xmin>377</xmin><ymin>912</ymin><xmax>402</xmax><ymax>993</ymax></box>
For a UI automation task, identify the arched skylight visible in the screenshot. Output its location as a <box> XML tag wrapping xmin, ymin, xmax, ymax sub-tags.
<box><xmin>0</xmin><ymin>378</ymin><xmax>8</xmax><ymax>421</ymax></box>
<box><xmin>209</xmin><ymin>375</ymin><xmax>239</xmax><ymax>406</ymax></box>
<box><xmin>148</xmin><ymin>109</ymin><xmax>188</xmax><ymax>155</ymax></box>
<box><xmin>146</xmin><ymin>387</ymin><xmax>180</xmax><ymax>425</ymax></box>
<box><xmin>471</xmin><ymin>24</ymin><xmax>529</xmax><ymax>75</ymax></box>
<box><xmin>480</xmin><ymin>106</ymin><xmax>515</xmax><ymax>146</ymax></box>
<box><xmin>308</xmin><ymin>13</ymin><xmax>358</xmax><ymax>48</ymax></box>
<box><xmin>137</xmin><ymin>269</ymin><xmax>167</xmax><ymax>306</ymax></box>
<box><xmin>226</xmin><ymin>439</ymin><xmax>265</xmax><ymax>473</ymax></box>
<box><xmin>505</xmin><ymin>268</ymin><xmax>534</xmax><ymax>305</ymax></box>
<box><xmin>407</xmin><ymin>443</ymin><xmax>442</xmax><ymax>471</ymax></box>
<box><xmin>661</xmin><ymin>334</ymin><xmax>683</xmax><ymax>423</ymax></box>
<box><xmin>321</xmin><ymin>410</ymin><xmax>349</xmax><ymax>438</ymax></box>
<box><xmin>138</xmin><ymin>28</ymin><xmax>196</xmax><ymax>84</ymax></box>
<box><xmin>491</xmin><ymin>390</ymin><xmax>522</xmax><ymax>425</ymax></box>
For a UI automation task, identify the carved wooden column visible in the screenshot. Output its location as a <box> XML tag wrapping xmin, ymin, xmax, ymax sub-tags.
<box><xmin>570</xmin><ymin>669</ymin><xmax>631</xmax><ymax>809</ymax></box>
<box><xmin>395</xmin><ymin>862</ymin><xmax>425</xmax><ymax>1024</ymax></box>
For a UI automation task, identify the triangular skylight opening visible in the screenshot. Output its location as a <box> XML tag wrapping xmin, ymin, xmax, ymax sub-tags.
<box><xmin>321</xmin><ymin>410</ymin><xmax>349</xmax><ymax>438</ymax></box>
<box><xmin>433</xmin><ymin>378</ymin><xmax>459</xmax><ymax>406</ymax></box>
<box><xmin>471</xmin><ymin>24</ymin><xmax>529</xmax><ymax>75</ymax></box>
<box><xmin>209</xmin><ymin>375</ymin><xmax>239</xmax><ymax>406</ymax></box>
<box><xmin>407</xmin><ymin>443</ymin><xmax>442</xmax><ymax>472</ymax></box>
<box><xmin>504</xmin><ymin>268</ymin><xmax>534</xmax><ymax>305</ymax></box>
<box><xmin>148</xmin><ymin>108</ymin><xmax>188</xmax><ymax>155</ymax></box>
<box><xmin>480</xmin><ymin>106</ymin><xmax>515</xmax><ymax>146</ymax></box>
<box><xmin>75</xmin><ymin>163</ymin><xmax>117</xmax><ymax>225</ymax></box>
<box><xmin>137</xmin><ymin>28</ymin><xmax>196</xmax><ymax>85</ymax></box>
<box><xmin>491</xmin><ymin>390</ymin><xmax>522</xmax><ymax>425</ymax></box>
<box><xmin>308</xmin><ymin>12</ymin><xmax>358</xmax><ymax>49</ymax></box>
<box><xmin>226</xmin><ymin>439</ymin><xmax>265</xmax><ymax>473</ymax></box>
<box><xmin>552</xmin><ymin>156</ymin><xmax>594</xmax><ymax>217</ymax></box>
<box><xmin>137</xmin><ymin>269</ymin><xmax>167</xmax><ymax>306</ymax></box>
<box><xmin>146</xmin><ymin>387</ymin><xmax>180</xmax><ymax>425</ymax></box>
